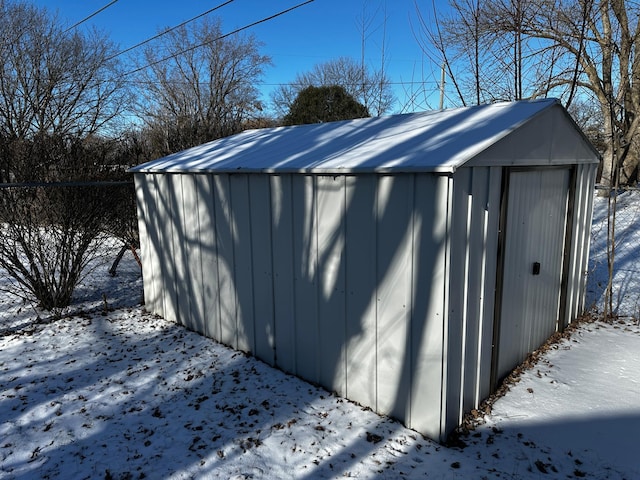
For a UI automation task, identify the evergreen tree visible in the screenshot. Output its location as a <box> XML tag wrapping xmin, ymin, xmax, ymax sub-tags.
<box><xmin>283</xmin><ymin>85</ymin><xmax>370</xmax><ymax>126</ymax></box>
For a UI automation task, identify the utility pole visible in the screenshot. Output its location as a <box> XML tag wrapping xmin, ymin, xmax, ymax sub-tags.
<box><xmin>439</xmin><ymin>62</ymin><xmax>445</xmax><ymax>110</ymax></box>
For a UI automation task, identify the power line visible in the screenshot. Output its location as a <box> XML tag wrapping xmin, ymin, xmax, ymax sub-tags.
<box><xmin>84</xmin><ymin>74</ymin><xmax>439</xmax><ymax>91</ymax></box>
<box><xmin>125</xmin><ymin>0</ymin><xmax>315</xmax><ymax>76</ymax></box>
<box><xmin>63</xmin><ymin>0</ymin><xmax>120</xmax><ymax>33</ymax></box>
<box><xmin>258</xmin><ymin>80</ymin><xmax>440</xmax><ymax>87</ymax></box>
<box><xmin>116</xmin><ymin>77</ymin><xmax>440</xmax><ymax>89</ymax></box>
<box><xmin>105</xmin><ymin>0</ymin><xmax>236</xmax><ymax>62</ymax></box>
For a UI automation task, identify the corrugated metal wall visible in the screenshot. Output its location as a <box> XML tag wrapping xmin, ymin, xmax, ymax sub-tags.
<box><xmin>134</xmin><ymin>162</ymin><xmax>594</xmax><ymax>442</ymax></box>
<box><xmin>135</xmin><ymin>171</ymin><xmax>460</xmax><ymax>439</ymax></box>
<box><xmin>563</xmin><ymin>163</ymin><xmax>598</xmax><ymax>325</ymax></box>
<box><xmin>441</xmin><ymin>166</ymin><xmax>502</xmax><ymax>433</ymax></box>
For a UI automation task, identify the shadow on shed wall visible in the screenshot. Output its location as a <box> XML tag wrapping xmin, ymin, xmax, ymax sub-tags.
<box><xmin>134</xmin><ymin>106</ymin><xmax>524</xmax><ymax>441</ymax></box>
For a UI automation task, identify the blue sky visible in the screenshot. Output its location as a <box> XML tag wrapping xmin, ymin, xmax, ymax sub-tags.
<box><xmin>29</xmin><ymin>0</ymin><xmax>446</xmax><ymax>113</ymax></box>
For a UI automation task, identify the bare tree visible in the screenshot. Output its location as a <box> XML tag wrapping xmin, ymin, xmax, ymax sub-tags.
<box><xmin>517</xmin><ymin>0</ymin><xmax>640</xmax><ymax>318</ymax></box>
<box><xmin>270</xmin><ymin>56</ymin><xmax>395</xmax><ymax>119</ymax></box>
<box><xmin>0</xmin><ymin>2</ymin><xmax>129</xmax><ymax>182</ymax></box>
<box><xmin>414</xmin><ymin>0</ymin><xmax>483</xmax><ymax>106</ymax></box>
<box><xmin>0</xmin><ymin>1</ymin><xmax>131</xmax><ymax>312</ymax></box>
<box><xmin>417</xmin><ymin>0</ymin><xmax>640</xmax><ymax>317</ymax></box>
<box><xmin>271</xmin><ymin>1</ymin><xmax>393</xmax><ymax>118</ymax></box>
<box><xmin>415</xmin><ymin>0</ymin><xmax>564</xmax><ymax>106</ymax></box>
<box><xmin>524</xmin><ymin>0</ymin><xmax>640</xmax><ymax>189</ymax></box>
<box><xmin>481</xmin><ymin>0</ymin><xmax>543</xmax><ymax>101</ymax></box>
<box><xmin>134</xmin><ymin>17</ymin><xmax>271</xmax><ymax>157</ymax></box>
<box><xmin>502</xmin><ymin>1</ymin><xmax>640</xmax><ymax>319</ymax></box>
<box><xmin>568</xmin><ymin>95</ymin><xmax>606</xmax><ymax>153</ymax></box>
<box><xmin>357</xmin><ymin>0</ymin><xmax>395</xmax><ymax>116</ymax></box>
<box><xmin>427</xmin><ymin>0</ymin><xmax>639</xmax><ymax>188</ymax></box>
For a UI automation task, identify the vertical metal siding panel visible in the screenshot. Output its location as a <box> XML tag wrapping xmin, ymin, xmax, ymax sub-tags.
<box><xmin>534</xmin><ymin>169</ymin><xmax>570</xmax><ymax>347</ymax></box>
<box><xmin>565</xmin><ymin>164</ymin><xmax>597</xmax><ymax>323</ymax></box>
<box><xmin>249</xmin><ymin>175</ymin><xmax>276</xmax><ymax>365</ymax></box>
<box><xmin>564</xmin><ymin>166</ymin><xmax>586</xmax><ymax>324</ymax></box>
<box><xmin>196</xmin><ymin>174</ymin><xmax>221</xmax><ymax>341</ymax></box>
<box><xmin>230</xmin><ymin>174</ymin><xmax>255</xmax><ymax>353</ymax></box>
<box><xmin>445</xmin><ymin>168</ymin><xmax>470</xmax><ymax>428</ymax></box>
<box><xmin>292</xmin><ymin>175</ymin><xmax>319</xmax><ymax>383</ymax></box>
<box><xmin>563</xmin><ymin>170</ymin><xmax>577</xmax><ymax>325</ymax></box>
<box><xmin>528</xmin><ymin>172</ymin><xmax>544</xmax><ymax>350</ymax></box>
<box><xmin>172</xmin><ymin>174</ymin><xmax>192</xmax><ymax>327</ymax></box>
<box><xmin>376</xmin><ymin>175</ymin><xmax>413</xmax><ymax>419</ymax></box>
<box><xmin>181</xmin><ymin>174</ymin><xmax>203</xmax><ymax>333</ymax></box>
<box><xmin>409</xmin><ymin>174</ymin><xmax>448</xmax><ymax>438</ymax></box>
<box><xmin>147</xmin><ymin>174</ymin><xmax>160</xmax><ymax>314</ymax></box>
<box><xmin>213</xmin><ymin>174</ymin><xmax>238</xmax><ymax>349</ymax></box>
<box><xmin>531</xmin><ymin>172</ymin><xmax>547</xmax><ymax>348</ymax></box>
<box><xmin>271</xmin><ymin>175</ymin><xmax>297</xmax><ymax>373</ymax></box>
<box><xmin>439</xmin><ymin>176</ymin><xmax>454</xmax><ymax>442</ymax></box>
<box><xmin>157</xmin><ymin>174</ymin><xmax>178</xmax><ymax>323</ymax></box>
<box><xmin>134</xmin><ymin>174</ymin><xmax>159</xmax><ymax>316</ymax></box>
<box><xmin>577</xmin><ymin>164</ymin><xmax>597</xmax><ymax>314</ymax></box>
<box><xmin>344</xmin><ymin>175</ymin><xmax>378</xmax><ymax>409</ymax></box>
<box><xmin>317</xmin><ymin>175</ymin><xmax>347</xmax><ymax>395</ymax></box>
<box><xmin>498</xmin><ymin>171</ymin><xmax>530</xmax><ymax>378</ymax></box>
<box><xmin>151</xmin><ymin>174</ymin><xmax>167</xmax><ymax>318</ymax></box>
<box><xmin>477</xmin><ymin>167</ymin><xmax>502</xmax><ymax>401</ymax></box>
<box><xmin>148</xmin><ymin>174</ymin><xmax>164</xmax><ymax>317</ymax></box>
<box><xmin>465</xmin><ymin>167</ymin><xmax>490</xmax><ymax>410</ymax></box>
<box><xmin>521</xmin><ymin>172</ymin><xmax>540</xmax><ymax>355</ymax></box>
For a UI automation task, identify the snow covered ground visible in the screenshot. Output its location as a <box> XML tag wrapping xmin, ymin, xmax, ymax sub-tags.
<box><xmin>1</xmin><ymin>192</ymin><xmax>639</xmax><ymax>479</ymax></box>
<box><xmin>586</xmin><ymin>190</ymin><xmax>640</xmax><ymax>317</ymax></box>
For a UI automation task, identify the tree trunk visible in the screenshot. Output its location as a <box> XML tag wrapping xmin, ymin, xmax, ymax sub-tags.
<box><xmin>109</xmin><ymin>244</ymin><xmax>128</xmax><ymax>277</ymax></box>
<box><xmin>620</xmin><ymin>133</ymin><xmax>640</xmax><ymax>186</ymax></box>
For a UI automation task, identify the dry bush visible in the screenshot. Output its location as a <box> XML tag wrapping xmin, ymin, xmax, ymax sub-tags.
<box><xmin>0</xmin><ymin>182</ymin><xmax>129</xmax><ymax>311</ymax></box>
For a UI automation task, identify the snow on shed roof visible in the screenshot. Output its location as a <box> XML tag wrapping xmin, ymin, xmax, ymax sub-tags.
<box><xmin>131</xmin><ymin>98</ymin><xmax>563</xmax><ymax>174</ymax></box>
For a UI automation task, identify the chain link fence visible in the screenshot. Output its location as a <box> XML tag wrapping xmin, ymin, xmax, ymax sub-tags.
<box><xmin>2</xmin><ymin>185</ymin><xmax>639</xmax><ymax>329</ymax></box>
<box><xmin>586</xmin><ymin>187</ymin><xmax>640</xmax><ymax>319</ymax></box>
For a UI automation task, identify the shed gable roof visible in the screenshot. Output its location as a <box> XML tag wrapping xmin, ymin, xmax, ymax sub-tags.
<box><xmin>131</xmin><ymin>98</ymin><xmax>598</xmax><ymax>174</ymax></box>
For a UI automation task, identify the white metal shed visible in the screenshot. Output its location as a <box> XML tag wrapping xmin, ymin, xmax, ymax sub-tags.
<box><xmin>131</xmin><ymin>98</ymin><xmax>599</xmax><ymax>442</ymax></box>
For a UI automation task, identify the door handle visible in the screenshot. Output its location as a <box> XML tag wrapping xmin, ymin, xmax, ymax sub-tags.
<box><xmin>532</xmin><ymin>262</ymin><xmax>541</xmax><ymax>275</ymax></box>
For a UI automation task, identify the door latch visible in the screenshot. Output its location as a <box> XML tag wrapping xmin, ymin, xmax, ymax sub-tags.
<box><xmin>532</xmin><ymin>262</ymin><xmax>541</xmax><ymax>275</ymax></box>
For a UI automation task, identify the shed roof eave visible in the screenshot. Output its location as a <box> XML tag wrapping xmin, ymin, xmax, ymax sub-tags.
<box><xmin>129</xmin><ymin>164</ymin><xmax>459</xmax><ymax>175</ymax></box>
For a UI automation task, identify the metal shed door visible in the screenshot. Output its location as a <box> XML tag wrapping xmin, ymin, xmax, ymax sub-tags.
<box><xmin>495</xmin><ymin>168</ymin><xmax>571</xmax><ymax>383</ymax></box>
